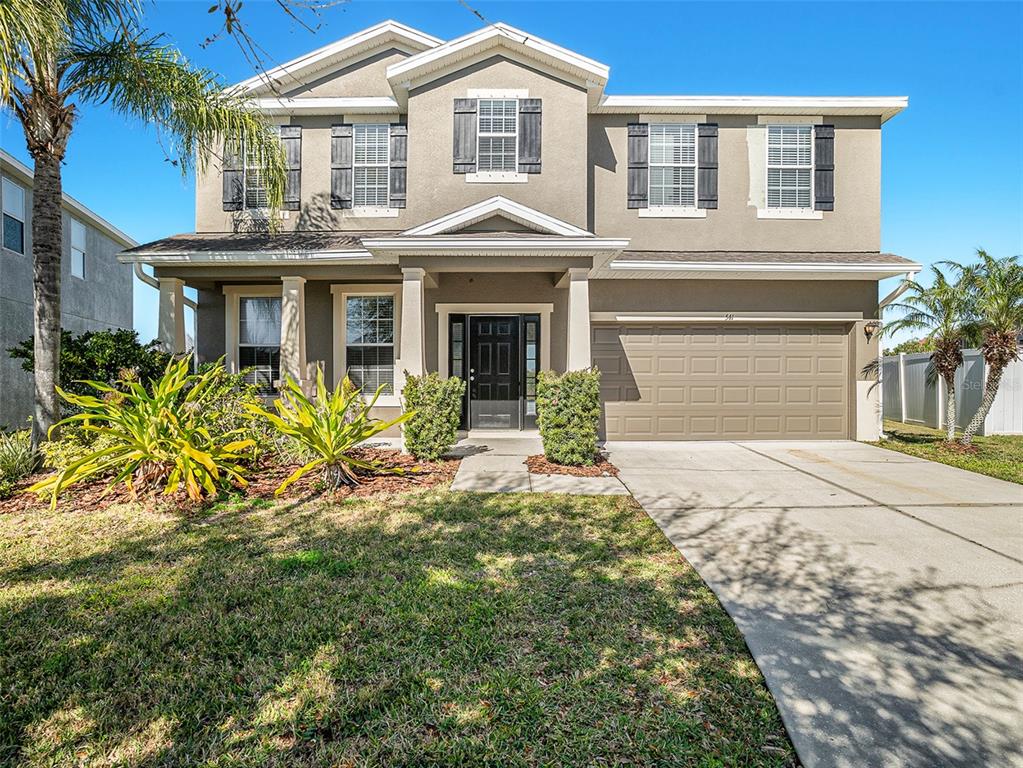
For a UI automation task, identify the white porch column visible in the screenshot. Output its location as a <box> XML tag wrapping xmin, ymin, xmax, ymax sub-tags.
<box><xmin>566</xmin><ymin>268</ymin><xmax>592</xmax><ymax>371</ymax></box>
<box><xmin>158</xmin><ymin>277</ymin><xmax>186</xmax><ymax>355</ymax></box>
<box><xmin>398</xmin><ymin>268</ymin><xmax>426</xmax><ymax>394</ymax></box>
<box><xmin>280</xmin><ymin>276</ymin><xmax>307</xmax><ymax>387</ymax></box>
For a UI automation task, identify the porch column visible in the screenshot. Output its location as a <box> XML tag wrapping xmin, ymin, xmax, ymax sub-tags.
<box><xmin>158</xmin><ymin>277</ymin><xmax>186</xmax><ymax>355</ymax></box>
<box><xmin>397</xmin><ymin>268</ymin><xmax>426</xmax><ymax>396</ymax></box>
<box><xmin>280</xmin><ymin>276</ymin><xmax>307</xmax><ymax>388</ymax></box>
<box><xmin>566</xmin><ymin>268</ymin><xmax>591</xmax><ymax>370</ymax></box>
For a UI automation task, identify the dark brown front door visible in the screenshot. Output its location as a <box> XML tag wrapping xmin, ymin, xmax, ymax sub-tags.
<box><xmin>469</xmin><ymin>315</ymin><xmax>520</xmax><ymax>429</ymax></box>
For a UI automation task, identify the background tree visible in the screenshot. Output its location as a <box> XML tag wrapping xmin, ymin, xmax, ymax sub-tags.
<box><xmin>884</xmin><ymin>266</ymin><xmax>977</xmax><ymax>441</ymax></box>
<box><xmin>883</xmin><ymin>337</ymin><xmax>934</xmax><ymax>356</ymax></box>
<box><xmin>958</xmin><ymin>251</ymin><xmax>1023</xmax><ymax>444</ymax></box>
<box><xmin>1</xmin><ymin>0</ymin><xmax>286</xmax><ymax>452</ymax></box>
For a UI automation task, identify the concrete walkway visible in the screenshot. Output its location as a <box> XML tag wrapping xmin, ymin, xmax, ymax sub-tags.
<box><xmin>606</xmin><ymin>440</ymin><xmax>1023</xmax><ymax>768</ymax></box>
<box><xmin>449</xmin><ymin>436</ymin><xmax>629</xmax><ymax>495</ymax></box>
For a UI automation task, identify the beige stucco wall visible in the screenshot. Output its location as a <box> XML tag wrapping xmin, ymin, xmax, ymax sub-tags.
<box><xmin>282</xmin><ymin>48</ymin><xmax>410</xmax><ymax>98</ymax></box>
<box><xmin>588</xmin><ymin>115</ymin><xmax>882</xmax><ymax>252</ymax></box>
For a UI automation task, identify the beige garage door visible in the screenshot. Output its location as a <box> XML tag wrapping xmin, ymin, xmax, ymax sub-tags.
<box><xmin>593</xmin><ymin>323</ymin><xmax>850</xmax><ymax>440</ymax></box>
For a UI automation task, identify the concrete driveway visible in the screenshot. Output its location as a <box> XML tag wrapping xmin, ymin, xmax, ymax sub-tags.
<box><xmin>605</xmin><ymin>440</ymin><xmax>1023</xmax><ymax>768</ymax></box>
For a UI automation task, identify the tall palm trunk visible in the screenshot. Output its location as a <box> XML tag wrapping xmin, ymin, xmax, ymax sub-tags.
<box><xmin>29</xmin><ymin>151</ymin><xmax>64</xmax><ymax>450</ymax></box>
<box><xmin>960</xmin><ymin>364</ymin><xmax>1003</xmax><ymax>444</ymax></box>
<box><xmin>961</xmin><ymin>330</ymin><xmax>1019</xmax><ymax>444</ymax></box>
<box><xmin>942</xmin><ymin>376</ymin><xmax>956</xmax><ymax>442</ymax></box>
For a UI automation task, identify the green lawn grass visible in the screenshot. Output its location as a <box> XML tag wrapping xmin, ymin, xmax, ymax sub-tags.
<box><xmin>877</xmin><ymin>420</ymin><xmax>1023</xmax><ymax>484</ymax></box>
<box><xmin>0</xmin><ymin>491</ymin><xmax>795</xmax><ymax>767</ymax></box>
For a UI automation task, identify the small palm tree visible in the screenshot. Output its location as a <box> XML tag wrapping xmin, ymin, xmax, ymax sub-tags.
<box><xmin>958</xmin><ymin>251</ymin><xmax>1023</xmax><ymax>444</ymax></box>
<box><xmin>1</xmin><ymin>0</ymin><xmax>286</xmax><ymax>451</ymax></box>
<box><xmin>884</xmin><ymin>266</ymin><xmax>977</xmax><ymax>441</ymax></box>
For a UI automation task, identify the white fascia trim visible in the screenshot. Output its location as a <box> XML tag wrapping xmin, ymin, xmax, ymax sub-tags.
<box><xmin>609</xmin><ymin>260</ymin><xmax>924</xmax><ymax>273</ymax></box>
<box><xmin>401</xmin><ymin>195</ymin><xmax>592</xmax><ymax>237</ymax></box>
<box><xmin>386</xmin><ymin>22</ymin><xmax>609</xmax><ymax>87</ymax></box>
<box><xmin>600</xmin><ymin>313</ymin><xmax>863</xmax><ymax>323</ymax></box>
<box><xmin>364</xmin><ymin>237</ymin><xmax>629</xmax><ymax>251</ymax></box>
<box><xmin>231</xmin><ymin>20</ymin><xmax>442</xmax><ymax>94</ymax></box>
<box><xmin>251</xmin><ymin>96</ymin><xmax>401</xmax><ymax>114</ymax></box>
<box><xmin>118</xmin><ymin>249</ymin><xmax>374</xmax><ymax>265</ymax></box>
<box><xmin>595</xmin><ymin>95</ymin><xmax>908</xmax><ymax>122</ymax></box>
<box><xmin>1</xmin><ymin>150</ymin><xmax>138</xmax><ymax>248</ymax></box>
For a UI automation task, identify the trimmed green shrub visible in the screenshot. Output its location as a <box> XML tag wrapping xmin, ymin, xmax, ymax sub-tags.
<box><xmin>9</xmin><ymin>329</ymin><xmax>170</xmax><ymax>405</ymax></box>
<box><xmin>0</xmin><ymin>430</ymin><xmax>34</xmax><ymax>498</ymax></box>
<box><xmin>401</xmin><ymin>372</ymin><xmax>464</xmax><ymax>461</ymax></box>
<box><xmin>536</xmin><ymin>369</ymin><xmax>602</xmax><ymax>466</ymax></box>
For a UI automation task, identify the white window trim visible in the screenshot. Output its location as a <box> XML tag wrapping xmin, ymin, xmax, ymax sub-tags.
<box><xmin>465</xmin><ymin>171</ymin><xmax>528</xmax><ymax>184</ymax></box>
<box><xmin>435</xmin><ymin>303</ymin><xmax>553</xmax><ymax>384</ymax></box>
<box><xmin>647</xmin><ymin>122</ymin><xmax>700</xmax><ymax>213</ymax></box>
<box><xmin>222</xmin><ymin>285</ymin><xmax>282</xmax><ymax>377</ymax></box>
<box><xmin>2</xmin><ymin>175</ymin><xmax>26</xmax><ymax>254</ymax></box>
<box><xmin>639</xmin><ymin>207</ymin><xmax>707</xmax><ymax>219</ymax></box>
<box><xmin>763</xmin><ymin>123</ymin><xmax>818</xmax><ymax>217</ymax></box>
<box><xmin>70</xmin><ymin>218</ymin><xmax>87</xmax><ymax>280</ymax></box>
<box><xmin>353</xmin><ymin>123</ymin><xmax>391</xmax><ymax>209</ymax></box>
<box><xmin>467</xmin><ymin>88</ymin><xmax>528</xmax><ymax>99</ymax></box>
<box><xmin>349</xmin><ymin>206</ymin><xmax>401</xmax><ymax>218</ymax></box>
<box><xmin>330</xmin><ymin>283</ymin><xmax>402</xmax><ymax>407</ymax></box>
<box><xmin>476</xmin><ymin>97</ymin><xmax>520</xmax><ymax>176</ymax></box>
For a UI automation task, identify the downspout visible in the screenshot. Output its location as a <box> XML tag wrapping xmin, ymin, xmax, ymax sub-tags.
<box><xmin>876</xmin><ymin>270</ymin><xmax>918</xmax><ymax>439</ymax></box>
<box><xmin>133</xmin><ymin>262</ymin><xmax>199</xmax><ymax>369</ymax></box>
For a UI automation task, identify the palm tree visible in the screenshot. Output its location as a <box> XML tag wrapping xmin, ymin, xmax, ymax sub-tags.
<box><xmin>884</xmin><ymin>266</ymin><xmax>977</xmax><ymax>442</ymax></box>
<box><xmin>1</xmin><ymin>0</ymin><xmax>286</xmax><ymax>451</ymax></box>
<box><xmin>958</xmin><ymin>251</ymin><xmax>1023</xmax><ymax>444</ymax></box>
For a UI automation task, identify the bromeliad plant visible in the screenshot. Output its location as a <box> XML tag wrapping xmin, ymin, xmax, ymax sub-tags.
<box><xmin>28</xmin><ymin>358</ymin><xmax>256</xmax><ymax>507</ymax></box>
<box><xmin>247</xmin><ymin>368</ymin><xmax>412</xmax><ymax>495</ymax></box>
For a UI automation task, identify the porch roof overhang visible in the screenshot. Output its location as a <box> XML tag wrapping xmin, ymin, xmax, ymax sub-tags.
<box><xmin>117</xmin><ymin>231</ymin><xmax>384</xmax><ymax>266</ymax></box>
<box><xmin>360</xmin><ymin>233</ymin><xmax>629</xmax><ymax>261</ymax></box>
<box><xmin>597</xmin><ymin>251</ymin><xmax>922</xmax><ymax>280</ymax></box>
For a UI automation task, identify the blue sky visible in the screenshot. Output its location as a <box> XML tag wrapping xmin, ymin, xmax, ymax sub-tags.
<box><xmin>2</xmin><ymin>0</ymin><xmax>1021</xmax><ymax>344</ymax></box>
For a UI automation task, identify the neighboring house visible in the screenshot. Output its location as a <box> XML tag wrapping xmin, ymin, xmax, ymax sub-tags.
<box><xmin>1</xmin><ymin>149</ymin><xmax>135</xmax><ymax>429</ymax></box>
<box><xmin>120</xmin><ymin>20</ymin><xmax>920</xmax><ymax>441</ymax></box>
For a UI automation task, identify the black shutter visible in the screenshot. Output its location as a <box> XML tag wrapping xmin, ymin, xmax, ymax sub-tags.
<box><xmin>389</xmin><ymin>123</ymin><xmax>407</xmax><ymax>209</ymax></box>
<box><xmin>697</xmin><ymin>123</ymin><xmax>718</xmax><ymax>209</ymax></box>
<box><xmin>453</xmin><ymin>98</ymin><xmax>477</xmax><ymax>174</ymax></box>
<box><xmin>222</xmin><ymin>138</ymin><xmax>243</xmax><ymax>211</ymax></box>
<box><xmin>518</xmin><ymin>98</ymin><xmax>542</xmax><ymax>173</ymax></box>
<box><xmin>814</xmin><ymin>124</ymin><xmax>835</xmax><ymax>211</ymax></box>
<box><xmin>627</xmin><ymin>123</ymin><xmax>649</xmax><ymax>209</ymax></box>
<box><xmin>280</xmin><ymin>125</ymin><xmax>301</xmax><ymax>211</ymax></box>
<box><xmin>331</xmin><ymin>124</ymin><xmax>353</xmax><ymax>210</ymax></box>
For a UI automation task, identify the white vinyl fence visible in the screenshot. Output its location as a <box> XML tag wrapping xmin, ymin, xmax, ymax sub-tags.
<box><xmin>882</xmin><ymin>350</ymin><xmax>1023</xmax><ymax>436</ymax></box>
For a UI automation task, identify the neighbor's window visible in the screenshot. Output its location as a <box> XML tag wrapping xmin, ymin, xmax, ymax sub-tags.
<box><xmin>243</xmin><ymin>142</ymin><xmax>268</xmax><ymax>209</ymax></box>
<box><xmin>70</xmin><ymin>219</ymin><xmax>86</xmax><ymax>279</ymax></box>
<box><xmin>477</xmin><ymin>99</ymin><xmax>517</xmax><ymax>172</ymax></box>
<box><xmin>649</xmin><ymin>123</ymin><xmax>697</xmax><ymax>207</ymax></box>
<box><xmin>2</xmin><ymin>176</ymin><xmax>25</xmax><ymax>254</ymax></box>
<box><xmin>345</xmin><ymin>295</ymin><xmax>395</xmax><ymax>394</ymax></box>
<box><xmin>353</xmin><ymin>124</ymin><xmax>390</xmax><ymax>207</ymax></box>
<box><xmin>767</xmin><ymin>125</ymin><xmax>813</xmax><ymax>209</ymax></box>
<box><xmin>238</xmin><ymin>296</ymin><xmax>281</xmax><ymax>392</ymax></box>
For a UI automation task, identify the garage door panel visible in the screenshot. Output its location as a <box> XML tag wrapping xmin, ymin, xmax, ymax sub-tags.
<box><xmin>594</xmin><ymin>323</ymin><xmax>849</xmax><ymax>440</ymax></box>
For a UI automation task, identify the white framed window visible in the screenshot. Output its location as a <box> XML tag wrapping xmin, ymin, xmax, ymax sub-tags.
<box><xmin>2</xmin><ymin>176</ymin><xmax>26</xmax><ymax>254</ymax></box>
<box><xmin>648</xmin><ymin>123</ymin><xmax>697</xmax><ymax>208</ymax></box>
<box><xmin>242</xmin><ymin>141</ymin><xmax>269</xmax><ymax>210</ymax></box>
<box><xmin>477</xmin><ymin>99</ymin><xmax>518</xmax><ymax>173</ymax></box>
<box><xmin>70</xmin><ymin>219</ymin><xmax>86</xmax><ymax>279</ymax></box>
<box><xmin>344</xmin><ymin>294</ymin><xmax>395</xmax><ymax>395</ymax></box>
<box><xmin>353</xmin><ymin>124</ymin><xmax>390</xmax><ymax>208</ymax></box>
<box><xmin>238</xmin><ymin>295</ymin><xmax>281</xmax><ymax>392</ymax></box>
<box><xmin>766</xmin><ymin>125</ymin><xmax>813</xmax><ymax>209</ymax></box>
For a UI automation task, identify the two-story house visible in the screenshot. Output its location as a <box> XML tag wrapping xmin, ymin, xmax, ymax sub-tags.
<box><xmin>120</xmin><ymin>20</ymin><xmax>919</xmax><ymax>441</ymax></box>
<box><xmin>1</xmin><ymin>149</ymin><xmax>135</xmax><ymax>429</ymax></box>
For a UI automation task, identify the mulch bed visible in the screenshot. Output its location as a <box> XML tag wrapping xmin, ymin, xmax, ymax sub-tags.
<box><xmin>0</xmin><ymin>447</ymin><xmax>459</xmax><ymax>514</ymax></box>
<box><xmin>525</xmin><ymin>454</ymin><xmax>619</xmax><ymax>477</ymax></box>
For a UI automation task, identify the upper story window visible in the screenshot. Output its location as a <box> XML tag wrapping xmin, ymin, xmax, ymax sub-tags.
<box><xmin>2</xmin><ymin>176</ymin><xmax>26</xmax><ymax>254</ymax></box>
<box><xmin>649</xmin><ymin>124</ymin><xmax>697</xmax><ymax>208</ymax></box>
<box><xmin>243</xmin><ymin>142</ymin><xmax>268</xmax><ymax>210</ymax></box>
<box><xmin>353</xmin><ymin>124</ymin><xmax>390</xmax><ymax>208</ymax></box>
<box><xmin>238</xmin><ymin>296</ymin><xmax>281</xmax><ymax>392</ymax></box>
<box><xmin>477</xmin><ymin>99</ymin><xmax>518</xmax><ymax>172</ymax></box>
<box><xmin>766</xmin><ymin>125</ymin><xmax>813</xmax><ymax>209</ymax></box>
<box><xmin>70</xmin><ymin>219</ymin><xmax>86</xmax><ymax>279</ymax></box>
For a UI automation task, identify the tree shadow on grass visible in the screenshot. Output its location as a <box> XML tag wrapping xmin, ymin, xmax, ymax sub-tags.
<box><xmin>0</xmin><ymin>492</ymin><xmax>796</xmax><ymax>767</ymax></box>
